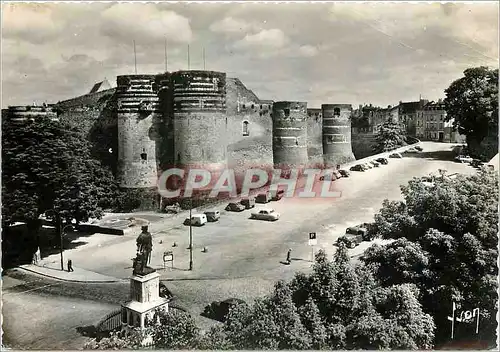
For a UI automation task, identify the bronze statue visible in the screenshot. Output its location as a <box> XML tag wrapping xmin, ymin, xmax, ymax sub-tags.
<box><xmin>133</xmin><ymin>225</ymin><xmax>155</xmax><ymax>276</ymax></box>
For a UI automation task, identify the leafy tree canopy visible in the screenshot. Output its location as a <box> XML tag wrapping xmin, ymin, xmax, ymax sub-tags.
<box><xmin>444</xmin><ymin>66</ymin><xmax>498</xmax><ymax>144</ymax></box>
<box><xmin>363</xmin><ymin>169</ymin><xmax>498</xmax><ymax>345</ymax></box>
<box><xmin>2</xmin><ymin>117</ymin><xmax>118</xmax><ymax>227</ymax></box>
<box><xmin>373</xmin><ymin>119</ymin><xmax>408</xmax><ymax>153</ymax></box>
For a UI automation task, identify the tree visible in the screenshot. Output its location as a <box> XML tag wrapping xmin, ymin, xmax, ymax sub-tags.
<box><xmin>84</xmin><ymin>328</ymin><xmax>146</xmax><ymax>349</ymax></box>
<box><xmin>444</xmin><ymin>66</ymin><xmax>498</xmax><ymax>152</ymax></box>
<box><xmin>2</xmin><ymin>117</ymin><xmax>118</xmax><ymax>264</ymax></box>
<box><xmin>207</xmin><ymin>248</ymin><xmax>435</xmax><ymax>350</ymax></box>
<box><xmin>372</xmin><ymin>119</ymin><xmax>407</xmax><ymax>153</ymax></box>
<box><xmin>151</xmin><ymin>309</ymin><xmax>199</xmax><ymax>349</ymax></box>
<box><xmin>363</xmin><ymin>170</ymin><xmax>498</xmax><ymax>345</ymax></box>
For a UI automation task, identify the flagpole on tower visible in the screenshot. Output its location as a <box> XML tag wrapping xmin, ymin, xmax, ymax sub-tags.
<box><xmin>133</xmin><ymin>40</ymin><xmax>137</xmax><ymax>74</ymax></box>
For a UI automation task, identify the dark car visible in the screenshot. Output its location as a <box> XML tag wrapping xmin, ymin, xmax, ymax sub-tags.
<box><xmin>370</xmin><ymin>160</ymin><xmax>380</xmax><ymax>167</ymax></box>
<box><xmin>240</xmin><ymin>197</ymin><xmax>256</xmax><ymax>209</ymax></box>
<box><xmin>159</xmin><ymin>282</ymin><xmax>174</xmax><ymax>300</ymax></box>
<box><xmin>415</xmin><ymin>146</ymin><xmax>423</xmax><ymax>152</ymax></box>
<box><xmin>338</xmin><ymin>169</ymin><xmax>350</xmax><ymax>177</ymax></box>
<box><xmin>225</xmin><ymin>202</ymin><xmax>245</xmax><ymax>212</ymax></box>
<box><xmin>202</xmin><ymin>298</ymin><xmax>247</xmax><ymax>322</ymax></box>
<box><xmin>270</xmin><ymin>190</ymin><xmax>285</xmax><ymax>201</ymax></box>
<box><xmin>376</xmin><ymin>157</ymin><xmax>389</xmax><ymax>165</ymax></box>
<box><xmin>471</xmin><ymin>159</ymin><xmax>484</xmax><ymax>168</ymax></box>
<box><xmin>337</xmin><ymin>234</ymin><xmax>363</xmax><ymax>248</ymax></box>
<box><xmin>256</xmin><ymin>192</ymin><xmax>271</xmax><ymax>203</ymax></box>
<box><xmin>346</xmin><ymin>222</ymin><xmax>374</xmax><ymax>241</ymax></box>
<box><xmin>204</xmin><ymin>210</ymin><xmax>220</xmax><ymax>222</ymax></box>
<box><xmin>350</xmin><ymin>164</ymin><xmax>368</xmax><ymax>172</ymax></box>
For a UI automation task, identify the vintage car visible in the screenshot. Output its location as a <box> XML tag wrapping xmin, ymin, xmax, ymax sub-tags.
<box><xmin>240</xmin><ymin>197</ymin><xmax>256</xmax><ymax>209</ymax></box>
<box><xmin>337</xmin><ymin>234</ymin><xmax>363</xmax><ymax>248</ymax></box>
<box><xmin>455</xmin><ymin>155</ymin><xmax>473</xmax><ymax>163</ymax></box>
<box><xmin>350</xmin><ymin>164</ymin><xmax>369</xmax><ymax>172</ymax></box>
<box><xmin>370</xmin><ymin>160</ymin><xmax>381</xmax><ymax>167</ymax></box>
<box><xmin>250</xmin><ymin>208</ymin><xmax>280</xmax><ymax>221</ymax></box>
<box><xmin>346</xmin><ymin>223</ymin><xmax>373</xmax><ymax>241</ymax></box>
<box><xmin>225</xmin><ymin>202</ymin><xmax>245</xmax><ymax>212</ymax></box>
<box><xmin>255</xmin><ymin>192</ymin><xmax>271</xmax><ymax>204</ymax></box>
<box><xmin>202</xmin><ymin>298</ymin><xmax>247</xmax><ymax>322</ymax></box>
<box><xmin>183</xmin><ymin>214</ymin><xmax>207</xmax><ymax>226</ymax></box>
<box><xmin>389</xmin><ymin>152</ymin><xmax>403</xmax><ymax>159</ymax></box>
<box><xmin>204</xmin><ymin>210</ymin><xmax>220</xmax><ymax>222</ymax></box>
<box><xmin>415</xmin><ymin>145</ymin><xmax>424</xmax><ymax>152</ymax></box>
<box><xmin>270</xmin><ymin>190</ymin><xmax>285</xmax><ymax>201</ymax></box>
<box><xmin>376</xmin><ymin>157</ymin><xmax>389</xmax><ymax>165</ymax></box>
<box><xmin>338</xmin><ymin>169</ymin><xmax>350</xmax><ymax>177</ymax></box>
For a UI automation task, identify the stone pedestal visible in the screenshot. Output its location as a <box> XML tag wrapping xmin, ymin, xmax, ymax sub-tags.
<box><xmin>121</xmin><ymin>272</ymin><xmax>169</xmax><ymax>330</ymax></box>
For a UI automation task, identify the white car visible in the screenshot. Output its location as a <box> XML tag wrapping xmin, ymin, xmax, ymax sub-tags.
<box><xmin>455</xmin><ymin>155</ymin><xmax>473</xmax><ymax>163</ymax></box>
<box><xmin>250</xmin><ymin>208</ymin><xmax>280</xmax><ymax>221</ymax></box>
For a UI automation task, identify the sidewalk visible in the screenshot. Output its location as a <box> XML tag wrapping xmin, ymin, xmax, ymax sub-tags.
<box><xmin>19</xmin><ymin>263</ymin><xmax>121</xmax><ymax>283</ymax></box>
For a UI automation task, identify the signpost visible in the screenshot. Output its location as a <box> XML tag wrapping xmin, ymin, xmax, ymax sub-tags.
<box><xmin>308</xmin><ymin>232</ymin><xmax>317</xmax><ymax>261</ymax></box>
<box><xmin>163</xmin><ymin>251</ymin><xmax>174</xmax><ymax>269</ymax></box>
<box><xmin>447</xmin><ymin>302</ymin><xmax>480</xmax><ymax>339</ymax></box>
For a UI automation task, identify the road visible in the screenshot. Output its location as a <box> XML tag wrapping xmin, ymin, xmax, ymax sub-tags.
<box><xmin>3</xmin><ymin>142</ymin><xmax>476</xmax><ymax>348</ymax></box>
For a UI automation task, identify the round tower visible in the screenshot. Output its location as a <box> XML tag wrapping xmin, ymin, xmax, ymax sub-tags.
<box><xmin>6</xmin><ymin>105</ymin><xmax>58</xmax><ymax>124</ymax></box>
<box><xmin>172</xmin><ymin>70</ymin><xmax>227</xmax><ymax>174</ymax></box>
<box><xmin>272</xmin><ymin>101</ymin><xmax>309</xmax><ymax>168</ymax></box>
<box><xmin>322</xmin><ymin>104</ymin><xmax>355</xmax><ymax>167</ymax></box>
<box><xmin>116</xmin><ymin>74</ymin><xmax>160</xmax><ymax>189</ymax></box>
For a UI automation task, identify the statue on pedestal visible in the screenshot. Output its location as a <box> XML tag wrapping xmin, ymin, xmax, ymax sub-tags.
<box><xmin>133</xmin><ymin>225</ymin><xmax>155</xmax><ymax>276</ymax></box>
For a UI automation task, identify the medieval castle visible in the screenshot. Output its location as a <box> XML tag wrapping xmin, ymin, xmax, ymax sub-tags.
<box><xmin>3</xmin><ymin>70</ymin><xmax>357</xmax><ymax>203</ymax></box>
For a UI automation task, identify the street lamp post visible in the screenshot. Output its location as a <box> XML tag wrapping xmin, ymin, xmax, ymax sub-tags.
<box><xmin>46</xmin><ymin>210</ymin><xmax>73</xmax><ymax>271</ymax></box>
<box><xmin>189</xmin><ymin>197</ymin><xmax>193</xmax><ymax>271</ymax></box>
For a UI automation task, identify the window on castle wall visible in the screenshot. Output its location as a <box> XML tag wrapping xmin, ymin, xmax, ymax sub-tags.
<box><xmin>242</xmin><ymin>104</ymin><xmax>246</xmax><ymax>109</ymax></box>
<box><xmin>284</xmin><ymin>108</ymin><xmax>290</xmax><ymax>117</ymax></box>
<box><xmin>334</xmin><ymin>108</ymin><xmax>340</xmax><ymax>116</ymax></box>
<box><xmin>251</xmin><ymin>104</ymin><xmax>254</xmax><ymax>109</ymax></box>
<box><xmin>140</xmin><ymin>149</ymin><xmax>147</xmax><ymax>161</ymax></box>
<box><xmin>177</xmin><ymin>153</ymin><xmax>181</xmax><ymax>163</ymax></box>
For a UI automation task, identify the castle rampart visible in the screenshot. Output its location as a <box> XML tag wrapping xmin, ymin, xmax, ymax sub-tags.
<box><xmin>172</xmin><ymin>71</ymin><xmax>227</xmax><ymax>173</ymax></box>
<box><xmin>322</xmin><ymin>104</ymin><xmax>356</xmax><ymax>167</ymax></box>
<box><xmin>272</xmin><ymin>101</ymin><xmax>309</xmax><ymax>168</ymax></box>
<box><xmin>5</xmin><ymin>105</ymin><xmax>58</xmax><ymax>123</ymax></box>
<box><xmin>116</xmin><ymin>74</ymin><xmax>160</xmax><ymax>189</ymax></box>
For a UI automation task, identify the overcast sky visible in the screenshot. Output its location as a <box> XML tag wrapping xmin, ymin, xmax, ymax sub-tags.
<box><xmin>2</xmin><ymin>2</ymin><xmax>498</xmax><ymax>109</ymax></box>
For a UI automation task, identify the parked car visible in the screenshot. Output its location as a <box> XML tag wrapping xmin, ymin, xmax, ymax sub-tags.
<box><xmin>163</xmin><ymin>202</ymin><xmax>181</xmax><ymax>214</ymax></box>
<box><xmin>256</xmin><ymin>192</ymin><xmax>271</xmax><ymax>204</ymax></box>
<box><xmin>337</xmin><ymin>234</ymin><xmax>363</xmax><ymax>248</ymax></box>
<box><xmin>470</xmin><ymin>159</ymin><xmax>484</xmax><ymax>168</ymax></box>
<box><xmin>159</xmin><ymin>282</ymin><xmax>174</xmax><ymax>300</ymax></box>
<box><xmin>202</xmin><ymin>298</ymin><xmax>247</xmax><ymax>322</ymax></box>
<box><xmin>350</xmin><ymin>164</ymin><xmax>368</xmax><ymax>172</ymax></box>
<box><xmin>415</xmin><ymin>146</ymin><xmax>423</xmax><ymax>152</ymax></box>
<box><xmin>319</xmin><ymin>171</ymin><xmax>339</xmax><ymax>181</ymax></box>
<box><xmin>250</xmin><ymin>208</ymin><xmax>280</xmax><ymax>221</ymax></box>
<box><xmin>389</xmin><ymin>152</ymin><xmax>403</xmax><ymax>158</ymax></box>
<box><xmin>455</xmin><ymin>155</ymin><xmax>473</xmax><ymax>163</ymax></box>
<box><xmin>225</xmin><ymin>202</ymin><xmax>245</xmax><ymax>212</ymax></box>
<box><xmin>370</xmin><ymin>160</ymin><xmax>380</xmax><ymax>167</ymax></box>
<box><xmin>204</xmin><ymin>210</ymin><xmax>220</xmax><ymax>222</ymax></box>
<box><xmin>405</xmin><ymin>147</ymin><xmax>419</xmax><ymax>153</ymax></box>
<box><xmin>346</xmin><ymin>223</ymin><xmax>373</xmax><ymax>241</ymax></box>
<box><xmin>364</xmin><ymin>162</ymin><xmax>373</xmax><ymax>169</ymax></box>
<box><xmin>183</xmin><ymin>214</ymin><xmax>207</xmax><ymax>226</ymax></box>
<box><xmin>270</xmin><ymin>190</ymin><xmax>285</xmax><ymax>201</ymax></box>
<box><xmin>376</xmin><ymin>157</ymin><xmax>389</xmax><ymax>165</ymax></box>
<box><xmin>338</xmin><ymin>169</ymin><xmax>350</xmax><ymax>177</ymax></box>
<box><xmin>240</xmin><ymin>197</ymin><xmax>256</xmax><ymax>209</ymax></box>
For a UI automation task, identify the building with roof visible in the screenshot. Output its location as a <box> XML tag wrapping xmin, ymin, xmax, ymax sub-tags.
<box><xmin>415</xmin><ymin>100</ymin><xmax>466</xmax><ymax>143</ymax></box>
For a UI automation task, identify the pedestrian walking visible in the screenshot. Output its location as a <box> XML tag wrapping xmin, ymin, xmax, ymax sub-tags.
<box><xmin>67</xmin><ymin>259</ymin><xmax>74</xmax><ymax>272</ymax></box>
<box><xmin>286</xmin><ymin>249</ymin><xmax>292</xmax><ymax>264</ymax></box>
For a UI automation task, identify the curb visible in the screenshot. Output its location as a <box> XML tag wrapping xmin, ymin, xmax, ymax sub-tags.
<box><xmin>18</xmin><ymin>266</ymin><xmax>123</xmax><ymax>284</ymax></box>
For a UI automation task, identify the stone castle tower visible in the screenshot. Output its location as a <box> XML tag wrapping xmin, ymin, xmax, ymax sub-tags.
<box><xmin>322</xmin><ymin>104</ymin><xmax>356</xmax><ymax>167</ymax></box>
